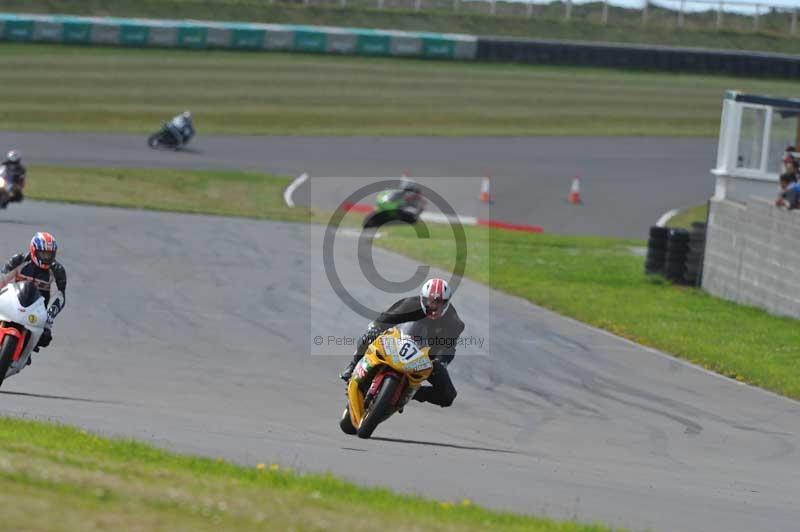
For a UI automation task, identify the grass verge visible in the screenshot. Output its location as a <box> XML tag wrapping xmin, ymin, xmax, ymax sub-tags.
<box><xmin>8</xmin><ymin>0</ymin><xmax>800</xmax><ymax>54</ymax></box>
<box><xmin>3</xmin><ymin>43</ymin><xmax>800</xmax><ymax>136</ymax></box>
<box><xmin>376</xmin><ymin>223</ymin><xmax>800</xmax><ymax>400</ymax></box>
<box><xmin>666</xmin><ymin>203</ymin><xmax>709</xmax><ymax>229</ymax></box>
<box><xmin>26</xmin><ymin>165</ymin><xmax>312</xmax><ymax>222</ymax></box>
<box><xmin>0</xmin><ymin>416</ymin><xmax>619</xmax><ymax>531</ymax></box>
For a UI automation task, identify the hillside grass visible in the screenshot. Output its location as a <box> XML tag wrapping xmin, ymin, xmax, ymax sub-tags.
<box><xmin>3</xmin><ymin>43</ymin><xmax>800</xmax><ymax>136</ymax></box>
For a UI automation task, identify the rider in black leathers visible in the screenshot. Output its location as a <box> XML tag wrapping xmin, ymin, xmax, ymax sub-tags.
<box><xmin>340</xmin><ymin>278</ymin><xmax>464</xmax><ymax>407</ymax></box>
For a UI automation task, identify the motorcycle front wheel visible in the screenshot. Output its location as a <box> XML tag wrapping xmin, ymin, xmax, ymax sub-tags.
<box><xmin>339</xmin><ymin>405</ymin><xmax>357</xmax><ymax>435</ymax></box>
<box><xmin>0</xmin><ymin>334</ymin><xmax>20</xmax><ymax>388</ymax></box>
<box><xmin>357</xmin><ymin>374</ymin><xmax>399</xmax><ymax>439</ymax></box>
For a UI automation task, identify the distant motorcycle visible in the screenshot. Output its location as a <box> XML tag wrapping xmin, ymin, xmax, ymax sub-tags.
<box><xmin>147</xmin><ymin>124</ymin><xmax>184</xmax><ymax>150</ymax></box>
<box><xmin>0</xmin><ymin>164</ymin><xmax>25</xmax><ymax>209</ymax></box>
<box><xmin>0</xmin><ymin>281</ymin><xmax>48</xmax><ymax>388</ymax></box>
<box><xmin>362</xmin><ymin>183</ymin><xmax>425</xmax><ymax>229</ymax></box>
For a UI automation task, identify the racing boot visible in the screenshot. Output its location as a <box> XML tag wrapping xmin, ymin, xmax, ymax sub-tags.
<box><xmin>339</xmin><ymin>358</ymin><xmax>358</xmax><ymax>382</ymax></box>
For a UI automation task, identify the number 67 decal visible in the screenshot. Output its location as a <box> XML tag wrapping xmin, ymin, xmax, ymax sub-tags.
<box><xmin>398</xmin><ymin>340</ymin><xmax>419</xmax><ymax>361</ymax></box>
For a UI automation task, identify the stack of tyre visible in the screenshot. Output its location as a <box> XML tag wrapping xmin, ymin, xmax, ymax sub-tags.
<box><xmin>645</xmin><ymin>226</ymin><xmax>669</xmax><ymax>275</ymax></box>
<box><xmin>683</xmin><ymin>222</ymin><xmax>706</xmax><ymax>286</ymax></box>
<box><xmin>664</xmin><ymin>228</ymin><xmax>690</xmax><ymax>283</ymax></box>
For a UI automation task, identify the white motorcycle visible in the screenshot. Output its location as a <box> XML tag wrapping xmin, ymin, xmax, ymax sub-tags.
<box><xmin>0</xmin><ymin>281</ymin><xmax>48</xmax><ymax>388</ymax></box>
<box><xmin>0</xmin><ymin>164</ymin><xmax>25</xmax><ymax>209</ymax></box>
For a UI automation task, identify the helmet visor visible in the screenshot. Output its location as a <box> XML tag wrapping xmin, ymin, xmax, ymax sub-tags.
<box><xmin>36</xmin><ymin>250</ymin><xmax>55</xmax><ymax>265</ymax></box>
<box><xmin>422</xmin><ymin>296</ymin><xmax>449</xmax><ymax>319</ymax></box>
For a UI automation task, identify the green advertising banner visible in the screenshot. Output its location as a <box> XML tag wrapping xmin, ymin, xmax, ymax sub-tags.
<box><xmin>356</xmin><ymin>33</ymin><xmax>391</xmax><ymax>56</ymax></box>
<box><xmin>63</xmin><ymin>22</ymin><xmax>92</xmax><ymax>44</ymax></box>
<box><xmin>119</xmin><ymin>24</ymin><xmax>150</xmax><ymax>46</ymax></box>
<box><xmin>294</xmin><ymin>30</ymin><xmax>327</xmax><ymax>53</ymax></box>
<box><xmin>178</xmin><ymin>26</ymin><xmax>207</xmax><ymax>49</ymax></box>
<box><xmin>0</xmin><ymin>14</ymin><xmax>478</xmax><ymax>61</ymax></box>
<box><xmin>230</xmin><ymin>28</ymin><xmax>265</xmax><ymax>50</ymax></box>
<box><xmin>3</xmin><ymin>19</ymin><xmax>34</xmax><ymax>42</ymax></box>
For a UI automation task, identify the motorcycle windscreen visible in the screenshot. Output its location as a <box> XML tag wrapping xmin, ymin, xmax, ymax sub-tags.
<box><xmin>394</xmin><ymin>320</ymin><xmax>434</xmax><ymax>351</ymax></box>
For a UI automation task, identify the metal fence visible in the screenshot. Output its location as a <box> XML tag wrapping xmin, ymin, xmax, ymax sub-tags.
<box><xmin>287</xmin><ymin>0</ymin><xmax>800</xmax><ymax>35</ymax></box>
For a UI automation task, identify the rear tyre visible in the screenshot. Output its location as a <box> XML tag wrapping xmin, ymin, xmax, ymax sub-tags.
<box><xmin>363</xmin><ymin>210</ymin><xmax>392</xmax><ymax>229</ymax></box>
<box><xmin>357</xmin><ymin>375</ymin><xmax>399</xmax><ymax>439</ymax></box>
<box><xmin>396</xmin><ymin>210</ymin><xmax>418</xmax><ymax>225</ymax></box>
<box><xmin>339</xmin><ymin>406</ymin><xmax>357</xmax><ymax>435</ymax></box>
<box><xmin>0</xmin><ymin>335</ymin><xmax>19</xmax><ymax>389</ymax></box>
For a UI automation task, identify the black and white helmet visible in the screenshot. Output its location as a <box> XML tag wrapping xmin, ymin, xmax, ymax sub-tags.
<box><xmin>399</xmin><ymin>177</ymin><xmax>421</xmax><ymax>194</ymax></box>
<box><xmin>420</xmin><ymin>278</ymin><xmax>451</xmax><ymax>319</ymax></box>
<box><xmin>6</xmin><ymin>150</ymin><xmax>20</xmax><ymax>163</ymax></box>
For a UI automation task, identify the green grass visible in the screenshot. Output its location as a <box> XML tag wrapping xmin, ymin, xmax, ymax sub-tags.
<box><xmin>0</xmin><ymin>416</ymin><xmax>619</xmax><ymax>531</ymax></box>
<box><xmin>7</xmin><ymin>0</ymin><xmax>800</xmax><ymax>54</ymax></box>
<box><xmin>376</xmin><ymin>223</ymin><xmax>800</xmax><ymax>399</ymax></box>
<box><xmin>667</xmin><ymin>203</ymin><xmax>709</xmax><ymax>229</ymax></box>
<box><xmin>26</xmin><ymin>165</ymin><xmax>312</xmax><ymax>222</ymax></box>
<box><xmin>4</xmin><ymin>43</ymin><xmax>800</xmax><ymax>136</ymax></box>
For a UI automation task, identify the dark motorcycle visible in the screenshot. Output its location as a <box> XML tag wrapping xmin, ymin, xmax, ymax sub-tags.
<box><xmin>0</xmin><ymin>165</ymin><xmax>24</xmax><ymax>209</ymax></box>
<box><xmin>147</xmin><ymin>124</ymin><xmax>183</xmax><ymax>150</ymax></box>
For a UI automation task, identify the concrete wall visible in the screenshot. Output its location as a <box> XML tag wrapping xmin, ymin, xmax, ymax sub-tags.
<box><xmin>713</xmin><ymin>175</ymin><xmax>779</xmax><ymax>205</ymax></box>
<box><xmin>703</xmin><ymin>197</ymin><xmax>800</xmax><ymax>319</ymax></box>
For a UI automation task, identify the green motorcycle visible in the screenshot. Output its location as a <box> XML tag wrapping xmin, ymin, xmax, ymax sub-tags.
<box><xmin>363</xmin><ymin>181</ymin><xmax>425</xmax><ymax>229</ymax></box>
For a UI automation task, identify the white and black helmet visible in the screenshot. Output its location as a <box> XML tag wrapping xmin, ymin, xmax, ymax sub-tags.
<box><xmin>420</xmin><ymin>278</ymin><xmax>451</xmax><ymax>319</ymax></box>
<box><xmin>6</xmin><ymin>150</ymin><xmax>20</xmax><ymax>163</ymax></box>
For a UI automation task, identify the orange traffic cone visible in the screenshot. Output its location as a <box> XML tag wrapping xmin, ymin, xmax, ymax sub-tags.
<box><xmin>568</xmin><ymin>174</ymin><xmax>582</xmax><ymax>205</ymax></box>
<box><xmin>479</xmin><ymin>173</ymin><xmax>492</xmax><ymax>204</ymax></box>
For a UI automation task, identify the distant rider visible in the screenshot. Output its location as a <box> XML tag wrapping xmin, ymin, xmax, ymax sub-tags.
<box><xmin>399</xmin><ymin>177</ymin><xmax>424</xmax><ymax>212</ymax></box>
<box><xmin>165</xmin><ymin>111</ymin><xmax>195</xmax><ymax>148</ymax></box>
<box><xmin>340</xmin><ymin>278</ymin><xmax>464</xmax><ymax>408</ymax></box>
<box><xmin>1</xmin><ymin>150</ymin><xmax>26</xmax><ymax>204</ymax></box>
<box><xmin>0</xmin><ymin>232</ymin><xmax>66</xmax><ymax>357</ymax></box>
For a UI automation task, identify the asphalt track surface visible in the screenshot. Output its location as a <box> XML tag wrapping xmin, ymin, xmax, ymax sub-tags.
<box><xmin>1</xmin><ymin>201</ymin><xmax>799</xmax><ymax>532</ymax></box>
<box><xmin>0</xmin><ymin>132</ymin><xmax>718</xmax><ymax>238</ymax></box>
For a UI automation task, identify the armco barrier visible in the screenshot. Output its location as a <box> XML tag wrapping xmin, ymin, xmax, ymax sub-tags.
<box><xmin>2</xmin><ymin>13</ymin><xmax>800</xmax><ymax>77</ymax></box>
<box><xmin>0</xmin><ymin>13</ymin><xmax>477</xmax><ymax>60</ymax></box>
<box><xmin>476</xmin><ymin>37</ymin><xmax>800</xmax><ymax>78</ymax></box>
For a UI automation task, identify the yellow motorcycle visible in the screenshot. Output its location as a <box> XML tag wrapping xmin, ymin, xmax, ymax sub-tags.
<box><xmin>340</xmin><ymin>324</ymin><xmax>434</xmax><ymax>439</ymax></box>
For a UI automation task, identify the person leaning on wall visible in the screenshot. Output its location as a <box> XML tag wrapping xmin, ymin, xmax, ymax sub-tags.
<box><xmin>782</xmin><ymin>147</ymin><xmax>800</xmax><ymax>179</ymax></box>
<box><xmin>775</xmin><ymin>172</ymin><xmax>800</xmax><ymax>210</ymax></box>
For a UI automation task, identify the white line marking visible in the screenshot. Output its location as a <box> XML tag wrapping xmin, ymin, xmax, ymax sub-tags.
<box><xmin>283</xmin><ymin>173</ymin><xmax>308</xmax><ymax>208</ymax></box>
<box><xmin>655</xmin><ymin>208</ymin><xmax>680</xmax><ymax>227</ymax></box>
<box><xmin>420</xmin><ymin>212</ymin><xmax>478</xmax><ymax>225</ymax></box>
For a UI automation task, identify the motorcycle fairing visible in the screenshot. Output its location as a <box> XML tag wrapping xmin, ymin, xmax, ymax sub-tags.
<box><xmin>347</xmin><ymin>327</ymin><xmax>434</xmax><ymax>428</ymax></box>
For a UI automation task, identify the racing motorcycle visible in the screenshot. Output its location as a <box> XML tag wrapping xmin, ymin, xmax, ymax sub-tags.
<box><xmin>340</xmin><ymin>321</ymin><xmax>434</xmax><ymax>439</ymax></box>
<box><xmin>362</xmin><ymin>183</ymin><xmax>425</xmax><ymax>229</ymax></box>
<box><xmin>147</xmin><ymin>124</ymin><xmax>184</xmax><ymax>150</ymax></box>
<box><xmin>0</xmin><ymin>281</ymin><xmax>48</xmax><ymax>388</ymax></box>
<box><xmin>0</xmin><ymin>164</ymin><xmax>25</xmax><ymax>209</ymax></box>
